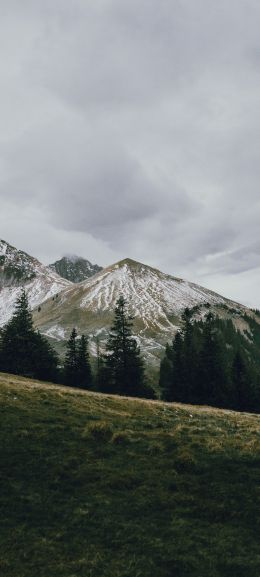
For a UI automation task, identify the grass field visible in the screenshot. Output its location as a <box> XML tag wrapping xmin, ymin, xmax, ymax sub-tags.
<box><xmin>0</xmin><ymin>372</ymin><xmax>259</xmax><ymax>577</ymax></box>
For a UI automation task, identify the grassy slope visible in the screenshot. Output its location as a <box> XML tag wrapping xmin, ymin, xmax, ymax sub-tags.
<box><xmin>0</xmin><ymin>374</ymin><xmax>259</xmax><ymax>577</ymax></box>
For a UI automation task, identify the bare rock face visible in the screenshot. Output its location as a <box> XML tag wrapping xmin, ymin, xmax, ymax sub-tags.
<box><xmin>49</xmin><ymin>255</ymin><xmax>102</xmax><ymax>283</ymax></box>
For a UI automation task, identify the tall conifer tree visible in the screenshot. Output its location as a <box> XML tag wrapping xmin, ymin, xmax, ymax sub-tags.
<box><xmin>77</xmin><ymin>334</ymin><xmax>92</xmax><ymax>389</ymax></box>
<box><xmin>104</xmin><ymin>296</ymin><xmax>146</xmax><ymax>396</ymax></box>
<box><xmin>64</xmin><ymin>328</ymin><xmax>78</xmax><ymax>386</ymax></box>
<box><xmin>0</xmin><ymin>289</ymin><xmax>58</xmax><ymax>380</ymax></box>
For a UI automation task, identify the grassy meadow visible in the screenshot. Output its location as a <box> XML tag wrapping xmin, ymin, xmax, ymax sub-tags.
<box><xmin>0</xmin><ymin>372</ymin><xmax>259</xmax><ymax>577</ymax></box>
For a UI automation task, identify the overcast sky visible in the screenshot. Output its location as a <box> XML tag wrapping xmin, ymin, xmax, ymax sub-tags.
<box><xmin>0</xmin><ymin>0</ymin><xmax>260</xmax><ymax>307</ymax></box>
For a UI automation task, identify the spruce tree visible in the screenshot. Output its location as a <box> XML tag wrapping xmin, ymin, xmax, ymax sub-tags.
<box><xmin>231</xmin><ymin>350</ymin><xmax>250</xmax><ymax>411</ymax></box>
<box><xmin>64</xmin><ymin>328</ymin><xmax>78</xmax><ymax>386</ymax></box>
<box><xmin>77</xmin><ymin>334</ymin><xmax>92</xmax><ymax>389</ymax></box>
<box><xmin>159</xmin><ymin>343</ymin><xmax>173</xmax><ymax>401</ymax></box>
<box><xmin>181</xmin><ymin>308</ymin><xmax>198</xmax><ymax>403</ymax></box>
<box><xmin>171</xmin><ymin>331</ymin><xmax>185</xmax><ymax>402</ymax></box>
<box><xmin>1</xmin><ymin>289</ymin><xmax>58</xmax><ymax>380</ymax></box>
<box><xmin>104</xmin><ymin>296</ymin><xmax>146</xmax><ymax>397</ymax></box>
<box><xmin>197</xmin><ymin>313</ymin><xmax>230</xmax><ymax>407</ymax></box>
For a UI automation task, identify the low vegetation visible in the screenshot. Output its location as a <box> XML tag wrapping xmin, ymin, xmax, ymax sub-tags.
<box><xmin>0</xmin><ymin>373</ymin><xmax>259</xmax><ymax>577</ymax></box>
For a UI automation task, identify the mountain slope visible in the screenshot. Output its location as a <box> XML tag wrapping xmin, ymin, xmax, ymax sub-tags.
<box><xmin>0</xmin><ymin>373</ymin><xmax>259</xmax><ymax>577</ymax></box>
<box><xmin>34</xmin><ymin>258</ymin><xmax>251</xmax><ymax>363</ymax></box>
<box><xmin>49</xmin><ymin>255</ymin><xmax>102</xmax><ymax>283</ymax></box>
<box><xmin>0</xmin><ymin>240</ymin><xmax>72</xmax><ymax>326</ymax></box>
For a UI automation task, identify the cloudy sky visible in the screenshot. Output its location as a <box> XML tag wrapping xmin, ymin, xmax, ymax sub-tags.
<box><xmin>0</xmin><ymin>0</ymin><xmax>260</xmax><ymax>307</ymax></box>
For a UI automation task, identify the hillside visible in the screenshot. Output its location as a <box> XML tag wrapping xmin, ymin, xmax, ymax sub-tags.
<box><xmin>49</xmin><ymin>255</ymin><xmax>102</xmax><ymax>283</ymax></box>
<box><xmin>33</xmin><ymin>258</ymin><xmax>254</xmax><ymax>364</ymax></box>
<box><xmin>0</xmin><ymin>373</ymin><xmax>259</xmax><ymax>577</ymax></box>
<box><xmin>0</xmin><ymin>240</ymin><xmax>71</xmax><ymax>326</ymax></box>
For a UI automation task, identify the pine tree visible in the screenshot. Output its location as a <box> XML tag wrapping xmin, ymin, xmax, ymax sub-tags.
<box><xmin>104</xmin><ymin>296</ymin><xmax>146</xmax><ymax>397</ymax></box>
<box><xmin>64</xmin><ymin>328</ymin><xmax>78</xmax><ymax>386</ymax></box>
<box><xmin>159</xmin><ymin>343</ymin><xmax>173</xmax><ymax>401</ymax></box>
<box><xmin>171</xmin><ymin>331</ymin><xmax>185</xmax><ymax>402</ymax></box>
<box><xmin>198</xmin><ymin>313</ymin><xmax>230</xmax><ymax>407</ymax></box>
<box><xmin>77</xmin><ymin>334</ymin><xmax>92</xmax><ymax>389</ymax></box>
<box><xmin>1</xmin><ymin>289</ymin><xmax>58</xmax><ymax>380</ymax></box>
<box><xmin>181</xmin><ymin>308</ymin><xmax>198</xmax><ymax>403</ymax></box>
<box><xmin>231</xmin><ymin>350</ymin><xmax>250</xmax><ymax>411</ymax></box>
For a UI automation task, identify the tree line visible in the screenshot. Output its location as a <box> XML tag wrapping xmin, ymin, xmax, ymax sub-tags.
<box><xmin>159</xmin><ymin>309</ymin><xmax>260</xmax><ymax>412</ymax></box>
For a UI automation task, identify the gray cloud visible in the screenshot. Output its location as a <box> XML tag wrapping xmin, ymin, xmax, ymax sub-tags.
<box><xmin>0</xmin><ymin>0</ymin><xmax>260</xmax><ymax>306</ymax></box>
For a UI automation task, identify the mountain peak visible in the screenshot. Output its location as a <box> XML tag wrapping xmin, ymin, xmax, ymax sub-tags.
<box><xmin>108</xmin><ymin>258</ymin><xmax>164</xmax><ymax>276</ymax></box>
<box><xmin>49</xmin><ymin>255</ymin><xmax>102</xmax><ymax>283</ymax></box>
<box><xmin>0</xmin><ymin>239</ymin><xmax>40</xmax><ymax>286</ymax></box>
<box><xmin>112</xmin><ymin>257</ymin><xmax>145</xmax><ymax>270</ymax></box>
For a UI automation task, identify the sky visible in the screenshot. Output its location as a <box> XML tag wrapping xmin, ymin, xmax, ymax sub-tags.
<box><xmin>0</xmin><ymin>0</ymin><xmax>260</xmax><ymax>308</ymax></box>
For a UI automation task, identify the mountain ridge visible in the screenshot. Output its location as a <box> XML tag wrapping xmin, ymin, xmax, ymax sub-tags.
<box><xmin>33</xmin><ymin>256</ymin><xmax>253</xmax><ymax>366</ymax></box>
<box><xmin>1</xmin><ymin>240</ymin><xmax>258</xmax><ymax>369</ymax></box>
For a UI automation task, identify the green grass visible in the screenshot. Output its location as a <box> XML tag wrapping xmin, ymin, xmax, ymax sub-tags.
<box><xmin>0</xmin><ymin>373</ymin><xmax>259</xmax><ymax>577</ymax></box>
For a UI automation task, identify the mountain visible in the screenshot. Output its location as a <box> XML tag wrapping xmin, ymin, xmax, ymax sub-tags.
<box><xmin>33</xmin><ymin>258</ymin><xmax>255</xmax><ymax>365</ymax></box>
<box><xmin>0</xmin><ymin>239</ymin><xmax>72</xmax><ymax>326</ymax></box>
<box><xmin>49</xmin><ymin>255</ymin><xmax>102</xmax><ymax>283</ymax></box>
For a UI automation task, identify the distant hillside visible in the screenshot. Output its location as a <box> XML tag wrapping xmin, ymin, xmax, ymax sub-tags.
<box><xmin>0</xmin><ymin>373</ymin><xmax>259</xmax><ymax>577</ymax></box>
<box><xmin>49</xmin><ymin>255</ymin><xmax>102</xmax><ymax>283</ymax></box>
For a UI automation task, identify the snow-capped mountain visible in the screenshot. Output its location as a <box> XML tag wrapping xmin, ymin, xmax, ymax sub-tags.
<box><xmin>34</xmin><ymin>258</ymin><xmax>251</xmax><ymax>364</ymax></box>
<box><xmin>49</xmin><ymin>255</ymin><xmax>102</xmax><ymax>283</ymax></box>
<box><xmin>0</xmin><ymin>240</ymin><xmax>72</xmax><ymax>326</ymax></box>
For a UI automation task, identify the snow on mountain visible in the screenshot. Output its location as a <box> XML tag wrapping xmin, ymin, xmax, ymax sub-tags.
<box><xmin>0</xmin><ymin>240</ymin><xmax>72</xmax><ymax>326</ymax></box>
<box><xmin>34</xmin><ymin>258</ymin><xmax>247</xmax><ymax>364</ymax></box>
<box><xmin>48</xmin><ymin>255</ymin><xmax>102</xmax><ymax>283</ymax></box>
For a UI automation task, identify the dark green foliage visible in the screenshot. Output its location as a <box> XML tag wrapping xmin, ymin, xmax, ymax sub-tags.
<box><xmin>77</xmin><ymin>334</ymin><xmax>92</xmax><ymax>388</ymax></box>
<box><xmin>63</xmin><ymin>328</ymin><xmax>78</xmax><ymax>385</ymax></box>
<box><xmin>197</xmin><ymin>313</ymin><xmax>230</xmax><ymax>407</ymax></box>
<box><xmin>63</xmin><ymin>329</ymin><xmax>93</xmax><ymax>388</ymax></box>
<box><xmin>231</xmin><ymin>350</ymin><xmax>250</xmax><ymax>411</ymax></box>
<box><xmin>0</xmin><ymin>290</ymin><xmax>58</xmax><ymax>381</ymax></box>
<box><xmin>103</xmin><ymin>296</ymin><xmax>154</xmax><ymax>398</ymax></box>
<box><xmin>160</xmin><ymin>309</ymin><xmax>260</xmax><ymax>412</ymax></box>
<box><xmin>159</xmin><ymin>346</ymin><xmax>173</xmax><ymax>401</ymax></box>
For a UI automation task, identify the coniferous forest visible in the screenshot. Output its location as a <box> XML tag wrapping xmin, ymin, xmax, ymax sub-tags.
<box><xmin>159</xmin><ymin>308</ymin><xmax>260</xmax><ymax>412</ymax></box>
<box><xmin>0</xmin><ymin>291</ymin><xmax>260</xmax><ymax>412</ymax></box>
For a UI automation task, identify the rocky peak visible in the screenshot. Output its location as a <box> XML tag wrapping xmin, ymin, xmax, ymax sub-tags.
<box><xmin>49</xmin><ymin>255</ymin><xmax>102</xmax><ymax>283</ymax></box>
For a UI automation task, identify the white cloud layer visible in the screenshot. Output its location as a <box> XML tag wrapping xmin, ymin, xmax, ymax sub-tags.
<box><xmin>0</xmin><ymin>0</ymin><xmax>260</xmax><ymax>306</ymax></box>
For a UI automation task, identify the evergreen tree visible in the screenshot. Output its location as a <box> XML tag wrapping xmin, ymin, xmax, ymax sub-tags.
<box><xmin>31</xmin><ymin>331</ymin><xmax>58</xmax><ymax>382</ymax></box>
<box><xmin>231</xmin><ymin>350</ymin><xmax>250</xmax><ymax>411</ymax></box>
<box><xmin>198</xmin><ymin>313</ymin><xmax>230</xmax><ymax>407</ymax></box>
<box><xmin>159</xmin><ymin>343</ymin><xmax>173</xmax><ymax>401</ymax></box>
<box><xmin>77</xmin><ymin>334</ymin><xmax>92</xmax><ymax>389</ymax></box>
<box><xmin>64</xmin><ymin>328</ymin><xmax>78</xmax><ymax>386</ymax></box>
<box><xmin>171</xmin><ymin>331</ymin><xmax>185</xmax><ymax>402</ymax></box>
<box><xmin>159</xmin><ymin>308</ymin><xmax>260</xmax><ymax>412</ymax></box>
<box><xmin>0</xmin><ymin>290</ymin><xmax>58</xmax><ymax>380</ymax></box>
<box><xmin>104</xmin><ymin>296</ymin><xmax>148</xmax><ymax>397</ymax></box>
<box><xmin>63</xmin><ymin>329</ymin><xmax>93</xmax><ymax>389</ymax></box>
<box><xmin>181</xmin><ymin>308</ymin><xmax>199</xmax><ymax>403</ymax></box>
<box><xmin>160</xmin><ymin>333</ymin><xmax>185</xmax><ymax>402</ymax></box>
